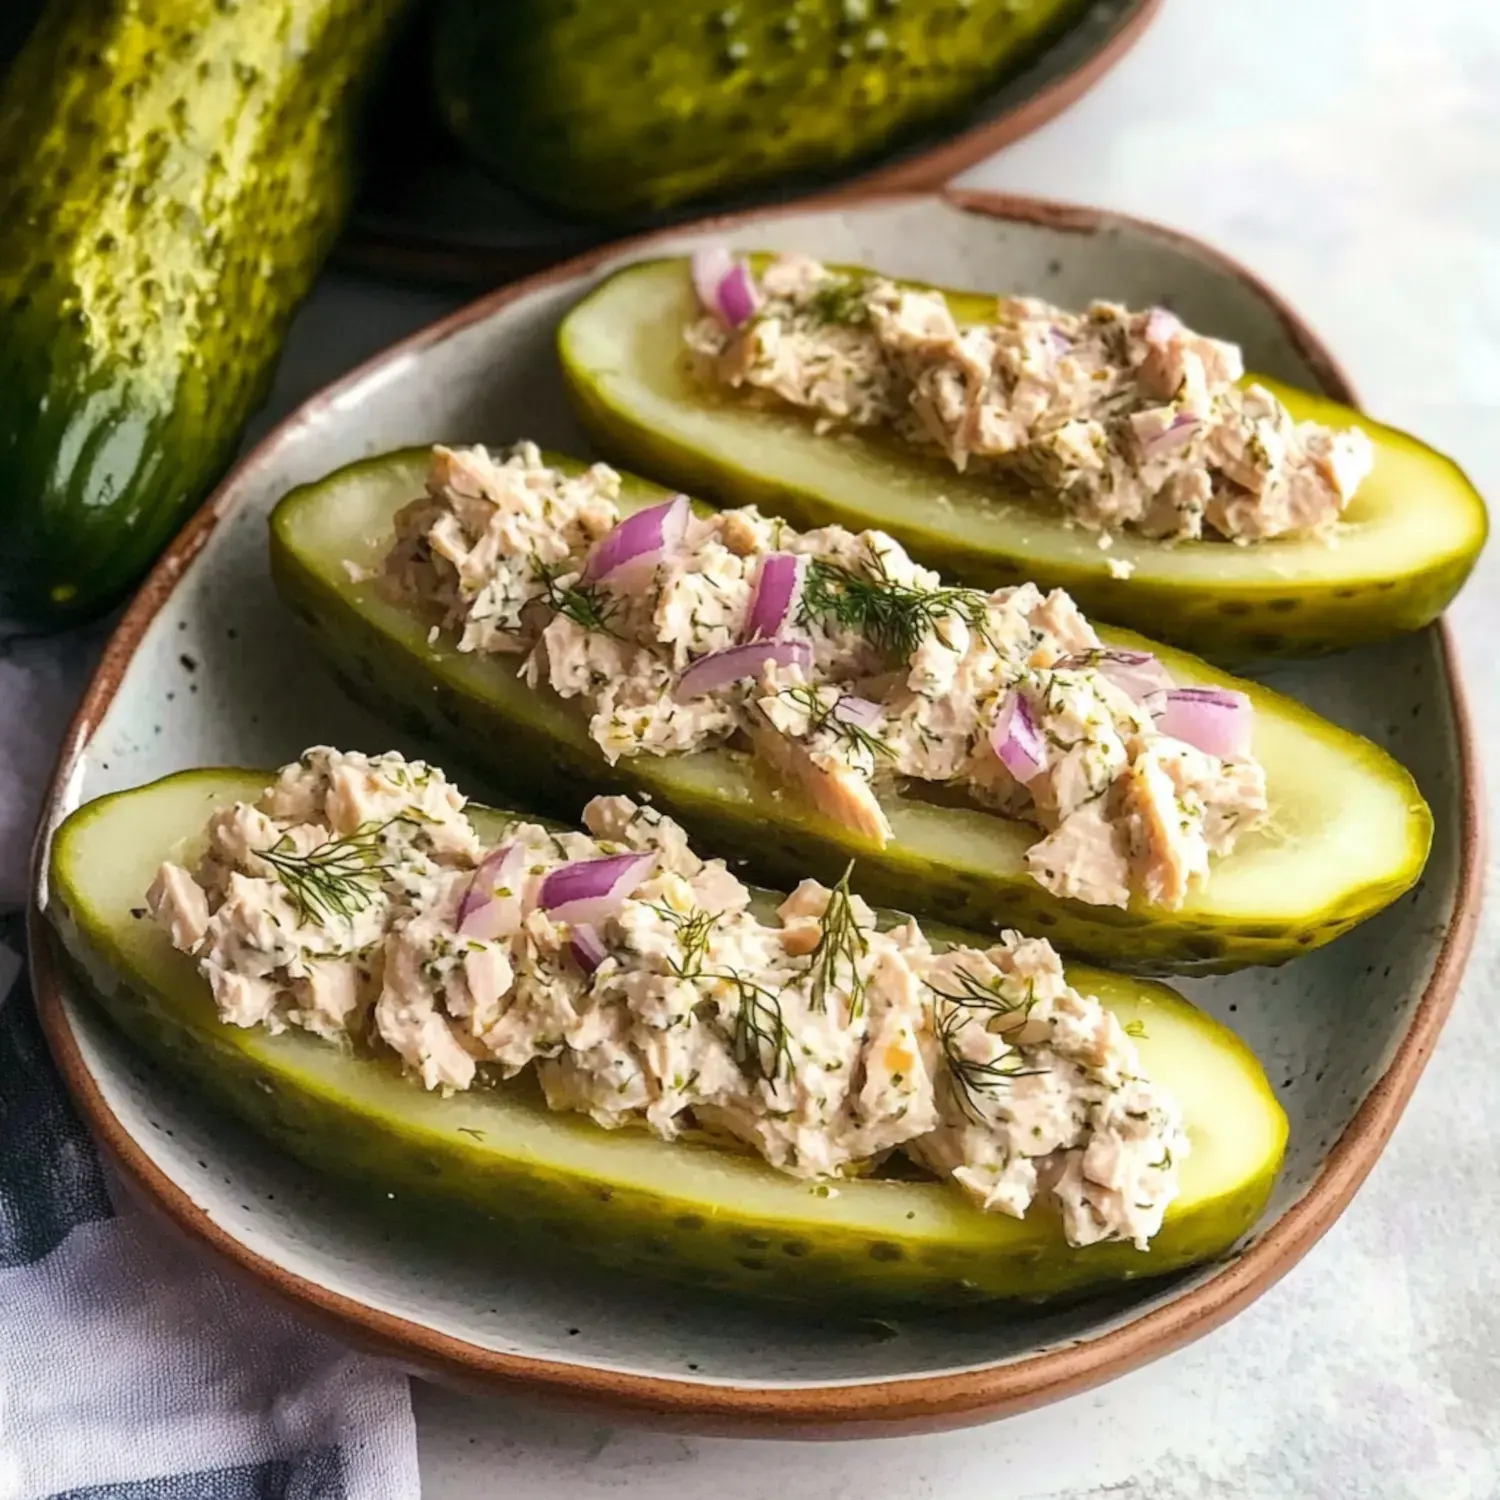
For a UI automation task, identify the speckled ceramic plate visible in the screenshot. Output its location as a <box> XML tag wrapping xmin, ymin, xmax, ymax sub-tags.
<box><xmin>341</xmin><ymin>0</ymin><xmax>1162</xmax><ymax>287</ymax></box>
<box><xmin>29</xmin><ymin>190</ymin><xmax>1481</xmax><ymax>1436</ymax></box>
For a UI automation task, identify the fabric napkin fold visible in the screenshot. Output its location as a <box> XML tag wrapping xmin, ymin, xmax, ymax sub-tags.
<box><xmin>1</xmin><ymin>621</ymin><xmax>421</xmax><ymax>1499</ymax></box>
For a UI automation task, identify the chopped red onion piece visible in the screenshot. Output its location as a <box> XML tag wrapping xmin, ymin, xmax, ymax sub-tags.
<box><xmin>743</xmin><ymin>552</ymin><xmax>807</xmax><ymax>640</ymax></box>
<box><xmin>1157</xmin><ymin>686</ymin><xmax>1253</xmax><ymax>759</ymax></box>
<box><xmin>675</xmin><ymin>638</ymin><xmax>812</xmax><ymax>701</ymax></box>
<box><xmin>570</xmin><ymin>924</ymin><xmax>609</xmax><ymax>975</ymax></box>
<box><xmin>690</xmin><ymin>246</ymin><xmax>734</xmax><ymax>313</ymax></box>
<box><xmin>1061</xmin><ymin>648</ymin><xmax>1175</xmax><ymax>707</ymax></box>
<box><xmin>457</xmin><ymin>843</ymin><xmax>526</xmax><ymax>940</ymax></box>
<box><xmin>715</xmin><ymin>261</ymin><xmax>760</xmax><ymax>326</ymax></box>
<box><xmin>1047</xmin><ymin>325</ymin><xmax>1073</xmax><ymax>356</ymax></box>
<box><xmin>539</xmin><ymin>852</ymin><xmax>655</xmax><ymax>929</ymax></box>
<box><xmin>1143</xmin><ymin>307</ymin><xmax>1183</xmax><ymax>346</ymax></box>
<box><xmin>990</xmin><ymin>690</ymin><xmax>1046</xmax><ymax>784</ymax></box>
<box><xmin>583</xmin><ymin>494</ymin><xmax>690</xmax><ymax>587</ymax></box>
<box><xmin>832</xmin><ymin>694</ymin><xmax>883</xmax><ymax>731</ymax></box>
<box><xmin>690</xmin><ymin>245</ymin><xmax>759</xmax><ymax>327</ymax></box>
<box><xmin>1131</xmin><ymin>407</ymin><xmax>1200</xmax><ymax>461</ymax></box>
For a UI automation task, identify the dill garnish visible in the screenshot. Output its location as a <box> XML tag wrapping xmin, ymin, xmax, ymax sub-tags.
<box><xmin>259</xmin><ymin>819</ymin><xmax>406</xmax><ymax>927</ymax></box>
<box><xmin>800</xmin><ymin>556</ymin><xmax>990</xmax><ymax>660</ymax></box>
<box><xmin>807</xmin><ymin>862</ymin><xmax>870</xmax><ymax>1018</ymax></box>
<box><xmin>773</xmin><ymin>683</ymin><xmax>895</xmax><ymax>763</ymax></box>
<box><xmin>534</xmin><ymin>558</ymin><xmax>618</xmax><ymax>636</ymax></box>
<box><xmin>807</xmin><ymin>278</ymin><xmax>870</xmax><ymax>328</ymax></box>
<box><xmin>928</xmin><ymin>967</ymin><xmax>1048</xmax><ymax>1125</ymax></box>
<box><xmin>724</xmin><ymin>971</ymin><xmax>792</xmax><ymax>1084</ymax></box>
<box><xmin>926</xmin><ymin>965</ymin><xmax>1037</xmax><ymax>1019</ymax></box>
<box><xmin>649</xmin><ymin>902</ymin><xmax>720</xmax><ymax>980</ymax></box>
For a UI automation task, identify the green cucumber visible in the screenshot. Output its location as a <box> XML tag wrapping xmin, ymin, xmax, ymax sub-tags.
<box><xmin>430</xmin><ymin>0</ymin><xmax>1091</xmax><ymax>220</ymax></box>
<box><xmin>268</xmin><ymin>448</ymin><xmax>1432</xmax><ymax>975</ymax></box>
<box><xmin>557</xmin><ymin>257</ymin><xmax>1487</xmax><ymax>662</ymax></box>
<box><xmin>0</xmin><ymin>0</ymin><xmax>407</xmax><ymax>625</ymax></box>
<box><xmin>48</xmin><ymin>766</ymin><xmax>1288</xmax><ymax>1307</ymax></box>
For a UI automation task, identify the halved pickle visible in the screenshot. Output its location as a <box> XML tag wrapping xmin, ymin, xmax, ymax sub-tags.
<box><xmin>47</xmin><ymin>767</ymin><xmax>1288</xmax><ymax>1307</ymax></box>
<box><xmin>269</xmin><ymin>448</ymin><xmax>1432</xmax><ymax>974</ymax></box>
<box><xmin>557</xmin><ymin>257</ymin><xmax>1487</xmax><ymax>661</ymax></box>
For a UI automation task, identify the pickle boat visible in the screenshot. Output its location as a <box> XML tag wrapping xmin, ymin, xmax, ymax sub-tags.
<box><xmin>267</xmin><ymin>447</ymin><xmax>1432</xmax><ymax>975</ymax></box>
<box><xmin>557</xmin><ymin>256</ymin><xmax>1486</xmax><ymax>661</ymax></box>
<box><xmin>47</xmin><ymin>767</ymin><xmax>1288</xmax><ymax>1308</ymax></box>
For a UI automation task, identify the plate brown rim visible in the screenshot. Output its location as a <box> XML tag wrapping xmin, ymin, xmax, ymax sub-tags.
<box><xmin>339</xmin><ymin>0</ymin><xmax>1164</xmax><ymax>288</ymax></box>
<box><xmin>28</xmin><ymin>186</ymin><xmax>1484</xmax><ymax>1437</ymax></box>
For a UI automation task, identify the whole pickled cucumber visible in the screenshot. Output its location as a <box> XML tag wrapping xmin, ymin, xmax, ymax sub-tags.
<box><xmin>49</xmin><ymin>766</ymin><xmax>1287</xmax><ymax>1307</ymax></box>
<box><xmin>558</xmin><ymin>257</ymin><xmax>1488</xmax><ymax>662</ymax></box>
<box><xmin>268</xmin><ymin>447</ymin><xmax>1433</xmax><ymax>975</ymax></box>
<box><xmin>0</xmin><ymin>0</ymin><xmax>407</xmax><ymax>624</ymax></box>
<box><xmin>431</xmin><ymin>0</ymin><xmax>1092</xmax><ymax>219</ymax></box>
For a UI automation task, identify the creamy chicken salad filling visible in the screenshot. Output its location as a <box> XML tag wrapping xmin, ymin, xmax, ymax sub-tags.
<box><xmin>684</xmin><ymin>252</ymin><xmax>1374</xmax><ymax>544</ymax></box>
<box><xmin>149</xmin><ymin>748</ymin><xmax>1189</xmax><ymax>1249</ymax></box>
<box><xmin>381</xmin><ymin>443</ymin><xmax>1268</xmax><ymax>912</ymax></box>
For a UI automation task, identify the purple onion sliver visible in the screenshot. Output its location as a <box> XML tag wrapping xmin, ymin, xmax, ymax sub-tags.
<box><xmin>1134</xmin><ymin>412</ymin><xmax>1200</xmax><ymax>462</ymax></box>
<box><xmin>457</xmin><ymin>843</ymin><xmax>527</xmax><ymax>940</ymax></box>
<box><xmin>715</xmin><ymin>261</ymin><xmax>760</xmax><ymax>326</ymax></box>
<box><xmin>583</xmin><ymin>494</ymin><xmax>689</xmax><ymax>585</ymax></box>
<box><xmin>990</xmin><ymin>690</ymin><xmax>1046</xmax><ymax>784</ymax></box>
<box><xmin>1059</xmin><ymin>649</ymin><xmax>1174</xmax><ymax>706</ymax></box>
<box><xmin>743</xmin><ymin>552</ymin><xmax>807</xmax><ymax>640</ymax></box>
<box><xmin>675</xmin><ymin>638</ymin><xmax>813</xmax><ymax>701</ymax></box>
<box><xmin>1143</xmin><ymin>306</ymin><xmax>1183</xmax><ymax>346</ymax></box>
<box><xmin>570</xmin><ymin>924</ymin><xmax>609</xmax><ymax>975</ymax></box>
<box><xmin>1157</xmin><ymin>686</ymin><xmax>1253</xmax><ymax>759</ymax></box>
<box><xmin>832</xmin><ymin>695</ymin><xmax>883</xmax><ymax>731</ymax></box>
<box><xmin>690</xmin><ymin>245</ymin><xmax>734</xmax><ymax>314</ymax></box>
<box><xmin>539</xmin><ymin>852</ymin><xmax>655</xmax><ymax>929</ymax></box>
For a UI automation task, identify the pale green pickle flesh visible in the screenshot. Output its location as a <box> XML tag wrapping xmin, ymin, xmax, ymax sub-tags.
<box><xmin>48</xmin><ymin>768</ymin><xmax>1287</xmax><ymax>1308</ymax></box>
<box><xmin>557</xmin><ymin>258</ymin><xmax>1487</xmax><ymax>661</ymax></box>
<box><xmin>268</xmin><ymin>448</ymin><xmax>1431</xmax><ymax>975</ymax></box>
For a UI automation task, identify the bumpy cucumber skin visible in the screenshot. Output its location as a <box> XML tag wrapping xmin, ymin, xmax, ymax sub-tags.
<box><xmin>0</xmin><ymin>0</ymin><xmax>406</xmax><ymax>625</ymax></box>
<box><xmin>558</xmin><ymin>260</ymin><xmax>1488</xmax><ymax>663</ymax></box>
<box><xmin>268</xmin><ymin>455</ymin><xmax>1431</xmax><ymax>975</ymax></box>
<box><xmin>430</xmin><ymin>0</ymin><xmax>1089</xmax><ymax>220</ymax></box>
<box><xmin>48</xmin><ymin>771</ymin><xmax>1284</xmax><ymax>1308</ymax></box>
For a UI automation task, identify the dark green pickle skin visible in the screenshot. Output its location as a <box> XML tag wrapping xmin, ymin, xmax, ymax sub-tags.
<box><xmin>0</xmin><ymin>0</ymin><xmax>406</xmax><ymax>624</ymax></box>
<box><xmin>430</xmin><ymin>0</ymin><xmax>1091</xmax><ymax>219</ymax></box>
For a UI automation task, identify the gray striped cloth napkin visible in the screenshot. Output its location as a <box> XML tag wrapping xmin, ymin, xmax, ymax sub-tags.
<box><xmin>0</xmin><ymin>632</ymin><xmax>419</xmax><ymax>1500</ymax></box>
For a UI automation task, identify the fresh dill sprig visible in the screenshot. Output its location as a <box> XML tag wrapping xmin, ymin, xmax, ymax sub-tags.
<box><xmin>774</xmin><ymin>683</ymin><xmax>895</xmax><ymax>763</ymax></box>
<box><xmin>721</xmin><ymin>969</ymin><xmax>792</xmax><ymax>1085</ymax></box>
<box><xmin>800</xmin><ymin>556</ymin><xmax>991</xmax><ymax>660</ymax></box>
<box><xmin>649</xmin><ymin>902</ymin><xmax>720</xmax><ymax>980</ymax></box>
<box><xmin>933</xmin><ymin>1001</ymin><xmax>1051</xmax><ymax>1126</ymax></box>
<box><xmin>534</xmin><ymin>558</ymin><xmax>618</xmax><ymax>636</ymax></box>
<box><xmin>925</xmin><ymin>965</ymin><xmax>1037</xmax><ymax>1020</ymax></box>
<box><xmin>259</xmin><ymin>819</ymin><xmax>407</xmax><ymax>927</ymax></box>
<box><xmin>807</xmin><ymin>862</ymin><xmax>870</xmax><ymax>1018</ymax></box>
<box><xmin>928</xmin><ymin>968</ymin><xmax>1048</xmax><ymax>1125</ymax></box>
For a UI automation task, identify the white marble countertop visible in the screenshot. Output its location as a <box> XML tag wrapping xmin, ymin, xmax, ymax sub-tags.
<box><xmin>12</xmin><ymin>0</ymin><xmax>1494</xmax><ymax>1492</ymax></box>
